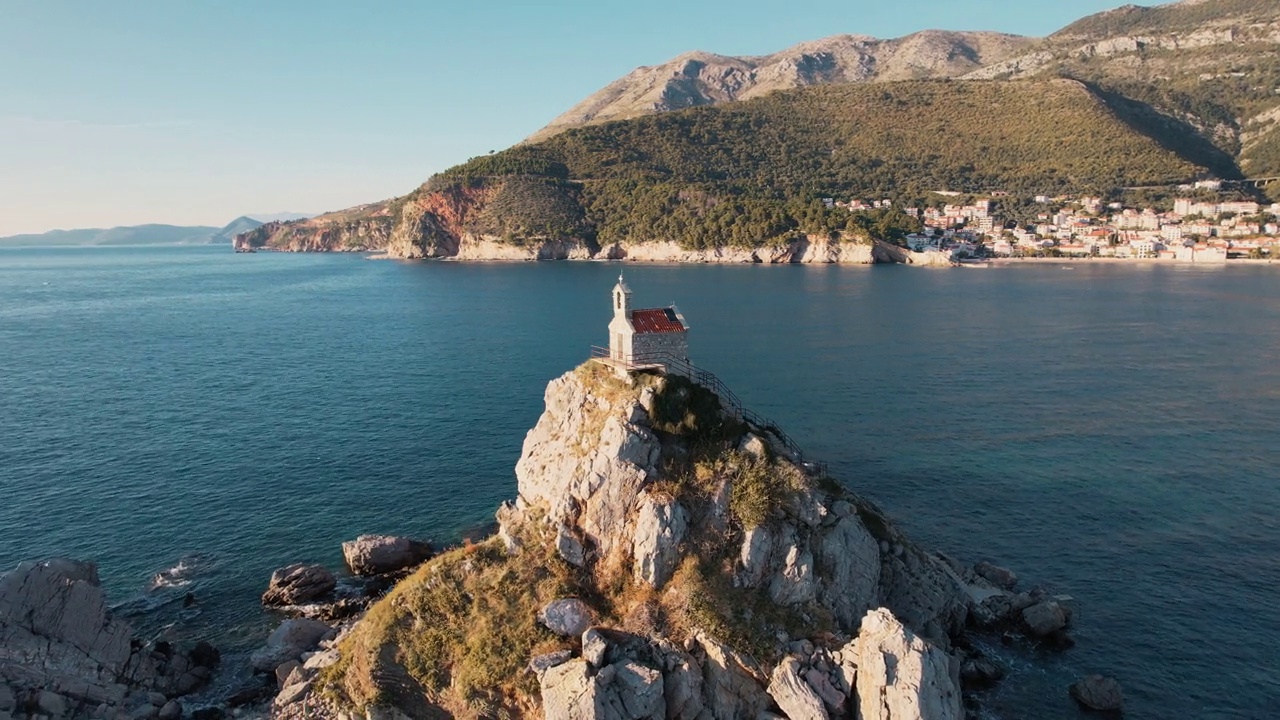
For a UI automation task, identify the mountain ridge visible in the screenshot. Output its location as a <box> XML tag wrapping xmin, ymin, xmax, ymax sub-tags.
<box><xmin>528</xmin><ymin>30</ymin><xmax>1032</xmax><ymax>142</ymax></box>
<box><xmin>528</xmin><ymin>0</ymin><xmax>1280</xmax><ymax>178</ymax></box>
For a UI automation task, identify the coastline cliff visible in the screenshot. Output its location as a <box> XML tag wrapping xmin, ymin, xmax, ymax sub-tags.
<box><xmin>264</xmin><ymin>362</ymin><xmax>1065</xmax><ymax>719</ymax></box>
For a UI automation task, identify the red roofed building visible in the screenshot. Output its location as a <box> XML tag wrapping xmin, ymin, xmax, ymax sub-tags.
<box><xmin>607</xmin><ymin>275</ymin><xmax>689</xmax><ymax>366</ymax></box>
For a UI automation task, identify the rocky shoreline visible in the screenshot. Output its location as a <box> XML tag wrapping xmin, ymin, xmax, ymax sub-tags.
<box><xmin>3</xmin><ymin>366</ymin><xmax>1124</xmax><ymax>719</ymax></box>
<box><xmin>235</xmin><ymin>226</ymin><xmax>957</xmax><ymax>267</ymax></box>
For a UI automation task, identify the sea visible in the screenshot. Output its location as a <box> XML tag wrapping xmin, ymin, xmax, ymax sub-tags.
<box><xmin>1</xmin><ymin>245</ymin><xmax>1277</xmax><ymax>719</ymax></box>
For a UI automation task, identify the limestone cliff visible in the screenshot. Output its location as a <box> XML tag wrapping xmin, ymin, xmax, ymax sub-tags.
<box><xmin>296</xmin><ymin>363</ymin><xmax>1036</xmax><ymax>719</ymax></box>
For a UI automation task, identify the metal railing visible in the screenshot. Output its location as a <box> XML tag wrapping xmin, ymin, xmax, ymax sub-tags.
<box><xmin>589</xmin><ymin>346</ymin><xmax>826</xmax><ymax>475</ymax></box>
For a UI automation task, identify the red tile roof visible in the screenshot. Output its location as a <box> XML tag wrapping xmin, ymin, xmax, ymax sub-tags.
<box><xmin>631</xmin><ymin>307</ymin><xmax>686</xmax><ymax>334</ymax></box>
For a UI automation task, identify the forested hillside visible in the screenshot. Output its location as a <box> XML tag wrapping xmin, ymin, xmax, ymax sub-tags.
<box><xmin>241</xmin><ymin>79</ymin><xmax>1219</xmax><ymax>254</ymax></box>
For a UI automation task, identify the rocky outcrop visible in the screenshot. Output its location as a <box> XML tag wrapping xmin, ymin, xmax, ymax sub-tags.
<box><xmin>0</xmin><ymin>560</ymin><xmax>217</xmax><ymax>720</ymax></box>
<box><xmin>341</xmin><ymin>535</ymin><xmax>433</xmax><ymax>577</ymax></box>
<box><xmin>261</xmin><ymin>564</ymin><xmax>336</xmax><ymax>606</ymax></box>
<box><xmin>538</xmin><ymin>599</ymin><xmax>595</xmax><ymax>637</ymax></box>
<box><xmin>249</xmin><ymin>618</ymin><xmax>333</xmax><ymax>673</ymax></box>
<box><xmin>513</xmin><ymin>366</ymin><xmax>976</xmax><ymax>643</ymax></box>
<box><xmin>631</xmin><ymin>494</ymin><xmax>688</xmax><ymax>589</ymax></box>
<box><xmin>309</xmin><ymin>361</ymin><xmax>1078</xmax><ymax>718</ymax></box>
<box><xmin>1069</xmin><ymin>675</ymin><xmax>1124</xmax><ymax>713</ymax></box>
<box><xmin>852</xmin><ymin>609</ymin><xmax>962</xmax><ymax>720</ymax></box>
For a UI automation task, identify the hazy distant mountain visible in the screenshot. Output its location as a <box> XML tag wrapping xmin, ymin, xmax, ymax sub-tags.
<box><xmin>0</xmin><ymin>224</ymin><xmax>222</xmax><ymax>247</ymax></box>
<box><xmin>0</xmin><ymin>213</ymin><xmax>320</xmax><ymax>247</ymax></box>
<box><xmin>207</xmin><ymin>216</ymin><xmax>265</xmax><ymax>244</ymax></box>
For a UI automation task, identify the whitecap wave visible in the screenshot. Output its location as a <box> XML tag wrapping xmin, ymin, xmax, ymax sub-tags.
<box><xmin>148</xmin><ymin>553</ymin><xmax>213</xmax><ymax>591</ymax></box>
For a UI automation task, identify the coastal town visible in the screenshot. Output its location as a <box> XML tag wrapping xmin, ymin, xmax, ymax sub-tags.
<box><xmin>831</xmin><ymin>184</ymin><xmax>1280</xmax><ymax>262</ymax></box>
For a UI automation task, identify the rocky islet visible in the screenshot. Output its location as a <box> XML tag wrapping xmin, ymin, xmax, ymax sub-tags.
<box><xmin>2</xmin><ymin>364</ymin><xmax>1123</xmax><ymax>718</ymax></box>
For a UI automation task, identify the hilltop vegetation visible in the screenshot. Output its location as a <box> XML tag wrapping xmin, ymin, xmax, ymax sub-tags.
<box><xmin>416</xmin><ymin>79</ymin><xmax>1208</xmax><ymax>250</ymax></box>
<box><xmin>240</xmin><ymin>0</ymin><xmax>1280</xmax><ymax>254</ymax></box>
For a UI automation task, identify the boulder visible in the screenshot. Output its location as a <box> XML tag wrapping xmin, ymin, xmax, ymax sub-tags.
<box><xmin>250</xmin><ymin>618</ymin><xmax>332</xmax><ymax>672</ymax></box>
<box><xmin>767</xmin><ymin>658</ymin><xmax>829</xmax><ymax>720</ymax></box>
<box><xmin>1070</xmin><ymin>675</ymin><xmax>1124</xmax><ymax>713</ymax></box>
<box><xmin>583</xmin><ymin>628</ymin><xmax>610</xmax><ymax>668</ymax></box>
<box><xmin>341</xmin><ymin>535</ymin><xmax>433</xmax><ymax>576</ymax></box>
<box><xmin>189</xmin><ymin>641</ymin><xmax>220</xmax><ymax>669</ymax></box>
<box><xmin>158</xmin><ymin>700</ymin><xmax>182</xmax><ymax>720</ymax></box>
<box><xmin>1021</xmin><ymin>600</ymin><xmax>1068</xmax><ymax>637</ymax></box>
<box><xmin>275</xmin><ymin>660</ymin><xmax>303</xmax><ymax>688</ymax></box>
<box><xmin>632</xmin><ymin>494</ymin><xmax>688</xmax><ymax>589</ymax></box>
<box><xmin>974</xmin><ymin>561</ymin><xmax>1018</xmax><ymax>590</ymax></box>
<box><xmin>528</xmin><ymin>650</ymin><xmax>573</xmax><ymax>678</ymax></box>
<box><xmin>851</xmin><ymin>608</ymin><xmax>962</xmax><ymax>720</ymax></box>
<box><xmin>803</xmin><ymin>667</ymin><xmax>847</xmax><ymax>714</ymax></box>
<box><xmin>261</xmin><ymin>564</ymin><xmax>336</xmax><ymax>606</ymax></box>
<box><xmin>960</xmin><ymin>657</ymin><xmax>1004</xmax><ymax>689</ymax></box>
<box><xmin>539</xmin><ymin>659</ymin><xmax>664</xmax><ymax>720</ymax></box>
<box><xmin>538</xmin><ymin>598</ymin><xmax>594</xmax><ymax>637</ymax></box>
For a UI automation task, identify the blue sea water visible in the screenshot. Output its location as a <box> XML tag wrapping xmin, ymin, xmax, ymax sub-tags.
<box><xmin>1</xmin><ymin>245</ymin><xmax>1278</xmax><ymax>718</ymax></box>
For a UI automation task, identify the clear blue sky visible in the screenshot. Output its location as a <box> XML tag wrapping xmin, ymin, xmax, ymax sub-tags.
<box><xmin>0</xmin><ymin>0</ymin><xmax>1126</xmax><ymax>236</ymax></box>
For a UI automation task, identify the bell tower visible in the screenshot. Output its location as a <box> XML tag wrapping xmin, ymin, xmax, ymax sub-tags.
<box><xmin>612</xmin><ymin>274</ymin><xmax>632</xmax><ymax>320</ymax></box>
<box><xmin>608</xmin><ymin>274</ymin><xmax>634</xmax><ymax>361</ymax></box>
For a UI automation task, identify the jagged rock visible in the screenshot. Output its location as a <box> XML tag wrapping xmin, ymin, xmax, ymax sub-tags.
<box><xmin>157</xmin><ymin>701</ymin><xmax>182</xmax><ymax>720</ymax></box>
<box><xmin>738</xmin><ymin>525</ymin><xmax>773</xmax><ymax>587</ymax></box>
<box><xmin>341</xmin><ymin>535</ymin><xmax>433</xmax><ymax>576</ymax></box>
<box><xmin>768</xmin><ymin>530</ymin><xmax>816</xmax><ymax>606</ymax></box>
<box><xmin>540</xmin><ymin>659</ymin><xmax>593</xmax><ymax>717</ymax></box>
<box><xmin>767</xmin><ymin>658</ymin><xmax>829</xmax><ymax>720</ymax></box>
<box><xmin>303</xmin><ymin>649</ymin><xmax>339</xmax><ymax>671</ymax></box>
<box><xmin>960</xmin><ymin>657</ymin><xmax>1004</xmax><ymax>689</ymax></box>
<box><xmin>274</xmin><ymin>678</ymin><xmax>312</xmax><ymax>707</ymax></box>
<box><xmin>583</xmin><ymin>628</ymin><xmax>609</xmax><ymax>668</ymax></box>
<box><xmin>275</xmin><ymin>660</ymin><xmax>303</xmax><ymax>688</ymax></box>
<box><xmin>852</xmin><ymin>608</ymin><xmax>962</xmax><ymax>720</ymax></box>
<box><xmin>189</xmin><ymin>642</ymin><xmax>220</xmax><ymax>669</ymax></box>
<box><xmin>804</xmin><ymin>666</ymin><xmax>847</xmax><ymax>714</ymax></box>
<box><xmin>632</xmin><ymin>494</ymin><xmax>688</xmax><ymax>589</ymax></box>
<box><xmin>1022</xmin><ymin>600</ymin><xmax>1068</xmax><ymax>637</ymax></box>
<box><xmin>974</xmin><ymin>562</ymin><xmax>1018</xmax><ymax>590</ymax></box>
<box><xmin>815</xmin><ymin>515</ymin><xmax>881</xmax><ymax>628</ymax></box>
<box><xmin>556</xmin><ymin>524</ymin><xmax>586</xmax><ymax>567</ymax></box>
<box><xmin>529</xmin><ymin>651</ymin><xmax>573</xmax><ymax>678</ymax></box>
<box><xmin>538</xmin><ymin>599</ymin><xmax>594</xmax><ymax>637</ymax></box>
<box><xmin>541</xmin><ymin>659</ymin><xmax>665</xmax><ymax>720</ymax></box>
<box><xmin>659</xmin><ymin>648</ymin><xmax>704</xmax><ymax>720</ymax></box>
<box><xmin>696</xmin><ymin>634</ymin><xmax>772</xmax><ymax>720</ymax></box>
<box><xmin>515</xmin><ymin>370</ymin><xmax>662</xmax><ymax>566</ymax></box>
<box><xmin>250</xmin><ymin>618</ymin><xmax>331</xmax><ymax>672</ymax></box>
<box><xmin>739</xmin><ymin>434</ymin><xmax>770</xmax><ymax>459</ymax></box>
<box><xmin>1069</xmin><ymin>675</ymin><xmax>1124</xmax><ymax>713</ymax></box>
<box><xmin>261</xmin><ymin>564</ymin><xmax>336</xmax><ymax>606</ymax></box>
<box><xmin>0</xmin><ymin>559</ymin><xmax>212</xmax><ymax>720</ymax></box>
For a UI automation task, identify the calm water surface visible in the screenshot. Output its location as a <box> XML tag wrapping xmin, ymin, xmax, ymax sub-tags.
<box><xmin>1</xmin><ymin>246</ymin><xmax>1277</xmax><ymax>718</ymax></box>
